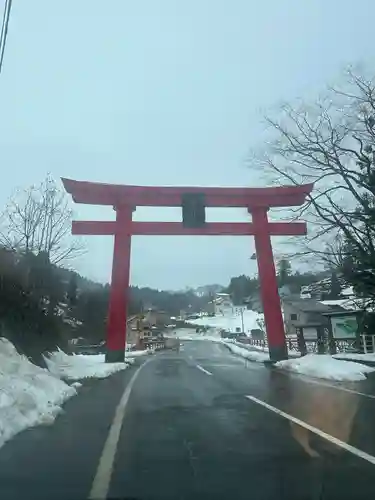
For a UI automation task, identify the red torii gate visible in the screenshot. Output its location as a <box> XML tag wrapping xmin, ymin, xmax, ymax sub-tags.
<box><xmin>62</xmin><ymin>178</ymin><xmax>313</xmax><ymax>363</ymax></box>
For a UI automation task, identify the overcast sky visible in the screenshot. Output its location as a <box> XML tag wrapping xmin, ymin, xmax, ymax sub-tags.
<box><xmin>0</xmin><ymin>1</ymin><xmax>374</xmax><ymax>290</ymax></box>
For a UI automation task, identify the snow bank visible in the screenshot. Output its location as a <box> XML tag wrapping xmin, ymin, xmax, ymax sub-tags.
<box><xmin>164</xmin><ymin>328</ymin><xmax>222</xmax><ymax>342</ymax></box>
<box><xmin>45</xmin><ymin>350</ymin><xmax>128</xmax><ymax>381</ymax></box>
<box><xmin>76</xmin><ymin>349</ymin><xmax>151</xmax><ymax>365</ymax></box>
<box><xmin>223</xmin><ymin>342</ymin><xmax>269</xmax><ymax>362</ymax></box>
<box><xmin>0</xmin><ymin>338</ymin><xmax>77</xmax><ymax>449</ymax></box>
<box><xmin>170</xmin><ymin>328</ymin><xmax>375</xmax><ymax>381</ymax></box>
<box><xmin>0</xmin><ymin>337</ymin><xmax>151</xmax><ymax>449</ymax></box>
<box><xmin>275</xmin><ymin>354</ymin><xmax>375</xmax><ymax>382</ymax></box>
<box><xmin>125</xmin><ymin>349</ymin><xmax>153</xmax><ymax>358</ymax></box>
<box><xmin>169</xmin><ymin>334</ymin><xmax>222</xmax><ymax>342</ymax></box>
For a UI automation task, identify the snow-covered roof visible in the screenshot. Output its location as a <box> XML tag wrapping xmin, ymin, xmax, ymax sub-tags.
<box><xmin>284</xmin><ymin>297</ymin><xmax>333</xmax><ymax>313</ymax></box>
<box><xmin>341</xmin><ymin>286</ymin><xmax>354</xmax><ymax>297</ymax></box>
<box><xmin>301</xmin><ymin>275</ymin><xmax>349</xmax><ymax>296</ymax></box>
<box><xmin>320</xmin><ymin>297</ymin><xmax>373</xmax><ymax>311</ymax></box>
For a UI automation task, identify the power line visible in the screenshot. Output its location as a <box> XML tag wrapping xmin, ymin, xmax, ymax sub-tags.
<box><xmin>0</xmin><ymin>0</ymin><xmax>13</xmax><ymax>75</ymax></box>
<box><xmin>0</xmin><ymin>1</ymin><xmax>8</xmax><ymax>53</ymax></box>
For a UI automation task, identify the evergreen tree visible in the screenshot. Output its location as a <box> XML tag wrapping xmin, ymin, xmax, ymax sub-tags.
<box><xmin>277</xmin><ymin>259</ymin><xmax>292</xmax><ymax>287</ymax></box>
<box><xmin>226</xmin><ymin>275</ymin><xmax>258</xmax><ymax>305</ymax></box>
<box><xmin>67</xmin><ymin>273</ymin><xmax>78</xmax><ymax>308</ymax></box>
<box><xmin>329</xmin><ymin>270</ymin><xmax>341</xmax><ymax>299</ymax></box>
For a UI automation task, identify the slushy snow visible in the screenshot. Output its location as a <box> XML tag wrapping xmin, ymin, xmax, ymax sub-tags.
<box><xmin>223</xmin><ymin>342</ymin><xmax>269</xmax><ymax>362</ymax></box>
<box><xmin>0</xmin><ymin>338</ymin><xmax>77</xmax><ymax>449</ymax></box>
<box><xmin>171</xmin><ymin>328</ymin><xmax>375</xmax><ymax>381</ymax></box>
<box><xmin>45</xmin><ymin>350</ymin><xmax>129</xmax><ymax>381</ymax></box>
<box><xmin>76</xmin><ymin>349</ymin><xmax>151</xmax><ymax>365</ymax></box>
<box><xmin>0</xmin><ymin>337</ymin><xmax>132</xmax><ymax>449</ymax></box>
<box><xmin>275</xmin><ymin>354</ymin><xmax>375</xmax><ymax>381</ymax></box>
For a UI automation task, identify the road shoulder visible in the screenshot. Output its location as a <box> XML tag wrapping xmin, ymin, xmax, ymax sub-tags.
<box><xmin>0</xmin><ymin>358</ymin><xmax>148</xmax><ymax>500</ymax></box>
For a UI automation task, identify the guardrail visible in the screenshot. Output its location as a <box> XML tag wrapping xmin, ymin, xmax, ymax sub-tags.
<box><xmin>142</xmin><ymin>340</ymin><xmax>166</xmax><ymax>350</ymax></box>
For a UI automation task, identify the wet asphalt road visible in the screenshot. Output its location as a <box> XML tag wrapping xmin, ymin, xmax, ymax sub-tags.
<box><xmin>1</xmin><ymin>340</ymin><xmax>375</xmax><ymax>499</ymax></box>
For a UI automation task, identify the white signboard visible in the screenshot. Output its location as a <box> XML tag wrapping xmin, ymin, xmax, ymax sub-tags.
<box><xmin>331</xmin><ymin>315</ymin><xmax>358</xmax><ymax>339</ymax></box>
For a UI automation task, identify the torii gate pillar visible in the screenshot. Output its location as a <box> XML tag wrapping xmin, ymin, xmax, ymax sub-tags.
<box><xmin>106</xmin><ymin>206</ymin><xmax>133</xmax><ymax>362</ymax></box>
<box><xmin>252</xmin><ymin>207</ymin><xmax>288</xmax><ymax>361</ymax></box>
<box><xmin>62</xmin><ymin>178</ymin><xmax>313</xmax><ymax>363</ymax></box>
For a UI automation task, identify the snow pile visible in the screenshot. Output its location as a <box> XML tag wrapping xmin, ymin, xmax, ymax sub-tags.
<box><xmin>125</xmin><ymin>349</ymin><xmax>154</xmax><ymax>358</ymax></box>
<box><xmin>45</xmin><ymin>350</ymin><xmax>129</xmax><ymax>381</ymax></box>
<box><xmin>164</xmin><ymin>329</ymin><xmax>222</xmax><ymax>342</ymax></box>
<box><xmin>46</xmin><ymin>348</ymin><xmax>153</xmax><ymax>381</ymax></box>
<box><xmin>0</xmin><ymin>337</ymin><xmax>149</xmax><ymax>449</ymax></box>
<box><xmin>75</xmin><ymin>349</ymin><xmax>152</xmax><ymax>364</ymax></box>
<box><xmin>223</xmin><ymin>342</ymin><xmax>269</xmax><ymax>363</ymax></box>
<box><xmin>0</xmin><ymin>338</ymin><xmax>77</xmax><ymax>449</ymax></box>
<box><xmin>171</xmin><ymin>333</ymin><xmax>223</xmax><ymax>342</ymax></box>
<box><xmin>276</xmin><ymin>354</ymin><xmax>375</xmax><ymax>381</ymax></box>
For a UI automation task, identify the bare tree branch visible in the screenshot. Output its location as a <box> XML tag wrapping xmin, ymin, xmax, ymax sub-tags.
<box><xmin>0</xmin><ymin>175</ymin><xmax>85</xmax><ymax>264</ymax></box>
<box><xmin>254</xmin><ymin>69</ymin><xmax>375</xmax><ymax>268</ymax></box>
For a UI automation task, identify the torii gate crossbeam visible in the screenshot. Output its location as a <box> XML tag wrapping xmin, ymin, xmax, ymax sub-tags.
<box><xmin>62</xmin><ymin>178</ymin><xmax>313</xmax><ymax>363</ymax></box>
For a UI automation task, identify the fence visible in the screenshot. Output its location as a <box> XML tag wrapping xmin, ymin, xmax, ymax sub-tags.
<box><xmin>236</xmin><ymin>334</ymin><xmax>375</xmax><ymax>355</ymax></box>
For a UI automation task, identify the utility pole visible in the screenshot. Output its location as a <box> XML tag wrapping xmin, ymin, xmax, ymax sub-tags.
<box><xmin>0</xmin><ymin>0</ymin><xmax>13</xmax><ymax>75</ymax></box>
<box><xmin>236</xmin><ymin>306</ymin><xmax>245</xmax><ymax>334</ymax></box>
<box><xmin>240</xmin><ymin>307</ymin><xmax>245</xmax><ymax>334</ymax></box>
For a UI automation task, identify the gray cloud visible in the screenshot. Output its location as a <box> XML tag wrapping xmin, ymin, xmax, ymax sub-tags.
<box><xmin>0</xmin><ymin>0</ymin><xmax>374</xmax><ymax>288</ymax></box>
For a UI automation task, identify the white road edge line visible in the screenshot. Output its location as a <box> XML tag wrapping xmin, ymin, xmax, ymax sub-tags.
<box><xmin>245</xmin><ymin>395</ymin><xmax>375</xmax><ymax>465</ymax></box>
<box><xmin>196</xmin><ymin>364</ymin><xmax>212</xmax><ymax>376</ymax></box>
<box><xmin>275</xmin><ymin>368</ymin><xmax>375</xmax><ymax>400</ymax></box>
<box><xmin>89</xmin><ymin>358</ymin><xmax>153</xmax><ymax>500</ymax></box>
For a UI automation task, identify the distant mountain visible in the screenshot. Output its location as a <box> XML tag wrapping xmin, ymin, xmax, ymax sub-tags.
<box><xmin>55</xmin><ymin>266</ymin><xmax>105</xmax><ymax>293</ymax></box>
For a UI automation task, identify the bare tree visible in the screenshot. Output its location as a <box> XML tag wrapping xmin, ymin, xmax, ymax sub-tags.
<box><xmin>254</xmin><ymin>69</ymin><xmax>375</xmax><ymax>267</ymax></box>
<box><xmin>0</xmin><ymin>175</ymin><xmax>85</xmax><ymax>264</ymax></box>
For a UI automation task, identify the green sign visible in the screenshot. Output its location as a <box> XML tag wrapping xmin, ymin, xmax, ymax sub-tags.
<box><xmin>332</xmin><ymin>316</ymin><xmax>357</xmax><ymax>339</ymax></box>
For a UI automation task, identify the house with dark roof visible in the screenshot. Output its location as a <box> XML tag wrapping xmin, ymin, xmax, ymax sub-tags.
<box><xmin>282</xmin><ymin>296</ymin><xmax>345</xmax><ymax>337</ymax></box>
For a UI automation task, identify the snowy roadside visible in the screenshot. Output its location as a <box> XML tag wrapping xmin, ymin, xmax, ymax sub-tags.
<box><xmin>275</xmin><ymin>354</ymin><xmax>375</xmax><ymax>382</ymax></box>
<box><xmin>231</xmin><ymin>341</ymin><xmax>375</xmax><ymax>381</ymax></box>
<box><xmin>182</xmin><ymin>310</ymin><xmax>375</xmax><ymax>381</ymax></box>
<box><xmin>221</xmin><ymin>342</ymin><xmax>269</xmax><ymax>362</ymax></box>
<box><xmin>166</xmin><ymin>329</ymin><xmax>270</xmax><ymax>362</ymax></box>
<box><xmin>222</xmin><ymin>338</ymin><xmax>375</xmax><ymax>382</ymax></box>
<box><xmin>75</xmin><ymin>348</ymin><xmax>153</xmax><ymax>365</ymax></box>
<box><xmin>45</xmin><ymin>350</ymin><xmax>130</xmax><ymax>381</ymax></box>
<box><xmin>0</xmin><ymin>337</ymin><xmax>147</xmax><ymax>450</ymax></box>
<box><xmin>170</xmin><ymin>329</ymin><xmax>375</xmax><ymax>382</ymax></box>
